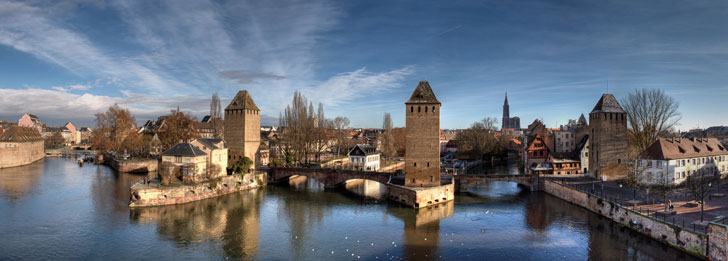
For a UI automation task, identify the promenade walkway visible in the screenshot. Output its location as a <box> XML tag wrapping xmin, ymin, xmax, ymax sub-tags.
<box><xmin>550</xmin><ymin>176</ymin><xmax>728</xmax><ymax>234</ymax></box>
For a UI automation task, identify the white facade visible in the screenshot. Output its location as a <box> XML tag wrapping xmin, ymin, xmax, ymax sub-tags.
<box><xmin>349</xmin><ymin>153</ymin><xmax>380</xmax><ymax>171</ymax></box>
<box><xmin>579</xmin><ymin>137</ymin><xmax>589</xmax><ymax>175</ymax></box>
<box><xmin>640</xmin><ymin>155</ymin><xmax>728</xmax><ymax>185</ymax></box>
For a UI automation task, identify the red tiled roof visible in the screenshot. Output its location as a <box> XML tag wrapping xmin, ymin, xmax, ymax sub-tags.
<box><xmin>640</xmin><ymin>137</ymin><xmax>728</xmax><ymax>160</ymax></box>
<box><xmin>0</xmin><ymin>126</ymin><xmax>43</xmax><ymax>142</ymax></box>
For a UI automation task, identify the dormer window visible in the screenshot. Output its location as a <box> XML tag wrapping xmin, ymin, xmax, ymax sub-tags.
<box><xmin>693</xmin><ymin>146</ymin><xmax>700</xmax><ymax>153</ymax></box>
<box><xmin>707</xmin><ymin>145</ymin><xmax>713</xmax><ymax>152</ymax></box>
<box><xmin>678</xmin><ymin>146</ymin><xmax>686</xmax><ymax>154</ymax></box>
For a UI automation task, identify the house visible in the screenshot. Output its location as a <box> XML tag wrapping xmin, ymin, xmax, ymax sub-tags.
<box><xmin>78</xmin><ymin>127</ymin><xmax>92</xmax><ymax>144</ymax></box>
<box><xmin>575</xmin><ymin>135</ymin><xmax>589</xmax><ymax>175</ymax></box>
<box><xmin>190</xmin><ymin>138</ymin><xmax>228</xmax><ymax>179</ymax></box>
<box><xmin>63</xmin><ymin>122</ymin><xmax>80</xmax><ymax>145</ymax></box>
<box><xmin>444</xmin><ymin>140</ymin><xmax>458</xmax><ymax>154</ymax></box>
<box><xmin>348</xmin><ymin>144</ymin><xmax>381</xmax><ymax>171</ymax></box>
<box><xmin>17</xmin><ymin>113</ymin><xmax>43</xmax><ymax>135</ymax></box>
<box><xmin>553</xmin><ymin>129</ymin><xmax>575</xmax><ymax>153</ymax></box>
<box><xmin>638</xmin><ymin>137</ymin><xmax>728</xmax><ymax>185</ymax></box>
<box><xmin>526</xmin><ymin>134</ymin><xmax>550</xmax><ymax>173</ymax></box>
<box><xmin>161</xmin><ymin>143</ymin><xmax>208</xmax><ymax>183</ymax></box>
<box><xmin>549</xmin><ymin>153</ymin><xmax>581</xmax><ymax>175</ymax></box>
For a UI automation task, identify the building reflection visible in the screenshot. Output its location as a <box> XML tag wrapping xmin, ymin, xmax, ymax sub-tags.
<box><xmin>129</xmin><ymin>188</ymin><xmax>264</xmax><ymax>259</ymax></box>
<box><xmin>0</xmin><ymin>159</ymin><xmax>45</xmax><ymax>201</ymax></box>
<box><xmin>388</xmin><ymin>200</ymin><xmax>454</xmax><ymax>260</ymax></box>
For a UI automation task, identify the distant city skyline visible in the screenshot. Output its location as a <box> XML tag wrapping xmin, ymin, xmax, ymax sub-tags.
<box><xmin>1</xmin><ymin>0</ymin><xmax>727</xmax><ymax>129</ymax></box>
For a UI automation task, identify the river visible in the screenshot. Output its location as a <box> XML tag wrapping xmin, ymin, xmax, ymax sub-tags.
<box><xmin>0</xmin><ymin>158</ymin><xmax>697</xmax><ymax>260</ymax></box>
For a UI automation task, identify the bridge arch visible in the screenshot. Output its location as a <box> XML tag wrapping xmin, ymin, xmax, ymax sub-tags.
<box><xmin>269</xmin><ymin>168</ymin><xmax>394</xmax><ymax>189</ymax></box>
<box><xmin>454</xmin><ymin>175</ymin><xmax>540</xmax><ymax>193</ymax></box>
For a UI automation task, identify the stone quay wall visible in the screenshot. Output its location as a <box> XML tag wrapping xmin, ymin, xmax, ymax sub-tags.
<box><xmin>386</xmin><ymin>183</ymin><xmax>454</xmax><ymax>209</ymax></box>
<box><xmin>0</xmin><ymin>141</ymin><xmax>44</xmax><ymax>168</ymax></box>
<box><xmin>129</xmin><ymin>172</ymin><xmax>267</xmax><ymax>207</ymax></box>
<box><xmin>108</xmin><ymin>158</ymin><xmax>158</xmax><ymax>173</ymax></box>
<box><xmin>542</xmin><ymin>179</ymin><xmax>709</xmax><ymax>259</ymax></box>
<box><xmin>709</xmin><ymin>218</ymin><xmax>728</xmax><ymax>261</ymax></box>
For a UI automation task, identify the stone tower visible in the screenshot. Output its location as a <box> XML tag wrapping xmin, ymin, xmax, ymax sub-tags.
<box><xmin>405</xmin><ymin>81</ymin><xmax>441</xmax><ymax>187</ymax></box>
<box><xmin>224</xmin><ymin>90</ymin><xmax>260</xmax><ymax>167</ymax></box>
<box><xmin>588</xmin><ymin>94</ymin><xmax>627</xmax><ymax>178</ymax></box>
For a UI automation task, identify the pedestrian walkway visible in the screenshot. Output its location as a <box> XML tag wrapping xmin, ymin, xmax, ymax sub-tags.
<box><xmin>547</xmin><ymin>176</ymin><xmax>728</xmax><ymax>234</ymax></box>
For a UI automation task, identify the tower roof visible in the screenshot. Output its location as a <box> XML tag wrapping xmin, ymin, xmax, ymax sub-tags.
<box><xmin>590</xmin><ymin>94</ymin><xmax>624</xmax><ymax>114</ymax></box>
<box><xmin>504</xmin><ymin>92</ymin><xmax>509</xmax><ymax>106</ymax></box>
<box><xmin>226</xmin><ymin>90</ymin><xmax>259</xmax><ymax>111</ymax></box>
<box><xmin>578</xmin><ymin>113</ymin><xmax>587</xmax><ymax>124</ymax></box>
<box><xmin>406</xmin><ymin>81</ymin><xmax>440</xmax><ymax>104</ymax></box>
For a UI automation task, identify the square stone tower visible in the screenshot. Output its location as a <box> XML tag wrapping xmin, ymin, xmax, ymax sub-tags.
<box><xmin>224</xmin><ymin>90</ymin><xmax>260</xmax><ymax>167</ymax></box>
<box><xmin>588</xmin><ymin>94</ymin><xmax>628</xmax><ymax>178</ymax></box>
<box><xmin>405</xmin><ymin>81</ymin><xmax>441</xmax><ymax>187</ymax></box>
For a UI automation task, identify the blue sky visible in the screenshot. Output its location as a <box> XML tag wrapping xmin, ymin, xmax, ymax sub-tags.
<box><xmin>0</xmin><ymin>0</ymin><xmax>727</xmax><ymax>129</ymax></box>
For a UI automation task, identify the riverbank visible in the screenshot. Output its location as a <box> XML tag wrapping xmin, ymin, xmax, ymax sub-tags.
<box><xmin>129</xmin><ymin>172</ymin><xmax>266</xmax><ymax>207</ymax></box>
<box><xmin>108</xmin><ymin>157</ymin><xmax>158</xmax><ymax>173</ymax></box>
<box><xmin>541</xmin><ymin>179</ymin><xmax>727</xmax><ymax>259</ymax></box>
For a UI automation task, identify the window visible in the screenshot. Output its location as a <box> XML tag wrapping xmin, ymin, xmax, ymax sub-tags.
<box><xmin>427</xmin><ymin>162</ymin><xmax>430</xmax><ymax>167</ymax></box>
<box><xmin>410</xmin><ymin>106</ymin><xmax>413</xmax><ymax>113</ymax></box>
<box><xmin>432</xmin><ymin>106</ymin><xmax>436</xmax><ymax>112</ymax></box>
<box><xmin>430</xmin><ymin>176</ymin><xmax>434</xmax><ymax>182</ymax></box>
<box><xmin>414</xmin><ymin>162</ymin><xmax>417</xmax><ymax>167</ymax></box>
<box><xmin>418</xmin><ymin>106</ymin><xmax>421</xmax><ymax>113</ymax></box>
<box><xmin>175</xmin><ymin>157</ymin><xmax>182</xmax><ymax>163</ymax></box>
<box><xmin>425</xmin><ymin>107</ymin><xmax>428</xmax><ymax>112</ymax></box>
<box><xmin>186</xmin><ymin>157</ymin><xmax>190</xmax><ymax>163</ymax></box>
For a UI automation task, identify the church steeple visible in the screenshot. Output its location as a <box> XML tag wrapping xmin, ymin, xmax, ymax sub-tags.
<box><xmin>503</xmin><ymin>92</ymin><xmax>510</xmax><ymax>119</ymax></box>
<box><xmin>504</xmin><ymin>92</ymin><xmax>509</xmax><ymax>106</ymax></box>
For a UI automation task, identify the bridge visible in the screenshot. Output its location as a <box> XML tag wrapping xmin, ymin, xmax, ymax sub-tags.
<box><xmin>454</xmin><ymin>174</ymin><xmax>541</xmax><ymax>192</ymax></box>
<box><xmin>268</xmin><ymin>167</ymin><xmax>395</xmax><ymax>189</ymax></box>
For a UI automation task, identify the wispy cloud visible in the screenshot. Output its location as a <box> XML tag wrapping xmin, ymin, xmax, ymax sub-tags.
<box><xmin>219</xmin><ymin>70</ymin><xmax>286</xmax><ymax>84</ymax></box>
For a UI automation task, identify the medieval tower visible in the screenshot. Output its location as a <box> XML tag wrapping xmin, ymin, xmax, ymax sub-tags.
<box><xmin>588</xmin><ymin>94</ymin><xmax>628</xmax><ymax>178</ymax></box>
<box><xmin>405</xmin><ymin>81</ymin><xmax>441</xmax><ymax>187</ymax></box>
<box><xmin>224</xmin><ymin>90</ymin><xmax>260</xmax><ymax>168</ymax></box>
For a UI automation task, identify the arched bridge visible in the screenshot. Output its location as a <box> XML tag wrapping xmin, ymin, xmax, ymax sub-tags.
<box><xmin>268</xmin><ymin>167</ymin><xmax>395</xmax><ymax>189</ymax></box>
<box><xmin>454</xmin><ymin>174</ymin><xmax>541</xmax><ymax>192</ymax></box>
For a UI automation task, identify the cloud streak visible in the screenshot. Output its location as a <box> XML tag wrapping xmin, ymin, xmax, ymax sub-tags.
<box><xmin>219</xmin><ymin>70</ymin><xmax>286</xmax><ymax>84</ymax></box>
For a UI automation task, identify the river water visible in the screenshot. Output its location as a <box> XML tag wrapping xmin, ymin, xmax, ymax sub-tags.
<box><xmin>0</xmin><ymin>158</ymin><xmax>696</xmax><ymax>260</ymax></box>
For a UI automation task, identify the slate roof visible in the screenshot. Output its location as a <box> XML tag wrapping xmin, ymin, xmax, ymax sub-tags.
<box><xmin>161</xmin><ymin>142</ymin><xmax>207</xmax><ymax>157</ymax></box>
<box><xmin>226</xmin><ymin>90</ymin><xmax>259</xmax><ymax>111</ymax></box>
<box><xmin>195</xmin><ymin>138</ymin><xmax>223</xmax><ymax>150</ymax></box>
<box><xmin>0</xmin><ymin>126</ymin><xmax>43</xmax><ymax>142</ymax></box>
<box><xmin>590</xmin><ymin>94</ymin><xmax>625</xmax><ymax>114</ymax></box>
<box><xmin>575</xmin><ymin>135</ymin><xmax>589</xmax><ymax>153</ymax></box>
<box><xmin>348</xmin><ymin>144</ymin><xmax>381</xmax><ymax>156</ymax></box>
<box><xmin>406</xmin><ymin>81</ymin><xmax>440</xmax><ymax>104</ymax></box>
<box><xmin>640</xmin><ymin>137</ymin><xmax>728</xmax><ymax>160</ymax></box>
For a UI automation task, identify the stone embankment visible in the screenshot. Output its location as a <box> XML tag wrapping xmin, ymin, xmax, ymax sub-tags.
<box><xmin>129</xmin><ymin>172</ymin><xmax>266</xmax><ymax>207</ymax></box>
<box><xmin>108</xmin><ymin>158</ymin><xmax>158</xmax><ymax>173</ymax></box>
<box><xmin>541</xmin><ymin>179</ymin><xmax>728</xmax><ymax>260</ymax></box>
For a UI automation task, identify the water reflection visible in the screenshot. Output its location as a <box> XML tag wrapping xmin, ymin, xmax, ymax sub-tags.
<box><xmin>389</xmin><ymin>201</ymin><xmax>454</xmax><ymax>260</ymax></box>
<box><xmin>0</xmin><ymin>158</ymin><xmax>702</xmax><ymax>260</ymax></box>
<box><xmin>0</xmin><ymin>159</ymin><xmax>45</xmax><ymax>201</ymax></box>
<box><xmin>130</xmin><ymin>189</ymin><xmax>264</xmax><ymax>259</ymax></box>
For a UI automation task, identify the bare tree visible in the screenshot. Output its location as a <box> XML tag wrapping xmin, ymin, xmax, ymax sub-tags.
<box><xmin>685</xmin><ymin>168</ymin><xmax>717</xmax><ymax>222</ymax></box>
<box><xmin>457</xmin><ymin>117</ymin><xmax>507</xmax><ymax>161</ymax></box>
<box><xmin>653</xmin><ymin>171</ymin><xmax>674</xmax><ymax>212</ymax></box>
<box><xmin>619</xmin><ymin>153</ymin><xmax>648</xmax><ymax>203</ymax></box>
<box><xmin>90</xmin><ymin>104</ymin><xmax>138</xmax><ymax>153</ymax></box>
<box><xmin>157</xmin><ymin>108</ymin><xmax>199</xmax><ymax>150</ymax></box>
<box><xmin>621</xmin><ymin>89</ymin><xmax>681</xmax><ymax>154</ymax></box>
<box><xmin>332</xmin><ymin>116</ymin><xmax>350</xmax><ymax>157</ymax></box>
<box><xmin>278</xmin><ymin>91</ymin><xmax>330</xmax><ymax>165</ymax></box>
<box><xmin>210</xmin><ymin>92</ymin><xmax>224</xmax><ymax>138</ymax></box>
<box><xmin>380</xmin><ymin>112</ymin><xmax>396</xmax><ymax>159</ymax></box>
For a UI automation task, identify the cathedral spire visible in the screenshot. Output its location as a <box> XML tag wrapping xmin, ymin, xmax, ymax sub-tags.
<box><xmin>504</xmin><ymin>92</ymin><xmax>509</xmax><ymax>106</ymax></box>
